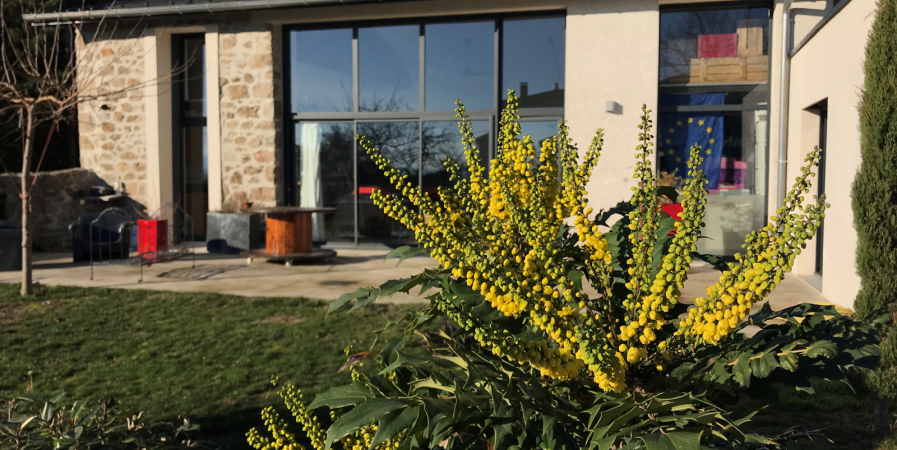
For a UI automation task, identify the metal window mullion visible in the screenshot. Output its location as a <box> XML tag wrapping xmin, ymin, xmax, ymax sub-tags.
<box><xmin>353</xmin><ymin>120</ymin><xmax>359</xmax><ymax>246</ymax></box>
<box><xmin>419</xmin><ymin>24</ymin><xmax>425</xmax><ymax>113</ymax></box>
<box><xmin>494</xmin><ymin>18</ymin><xmax>501</xmax><ymax>112</ymax></box>
<box><xmin>418</xmin><ymin>118</ymin><xmax>423</xmax><ymax>193</ymax></box>
<box><xmin>658</xmin><ymin>104</ymin><xmax>768</xmax><ymax>113</ymax></box>
<box><xmin>353</xmin><ymin>28</ymin><xmax>359</xmax><ymax>113</ymax></box>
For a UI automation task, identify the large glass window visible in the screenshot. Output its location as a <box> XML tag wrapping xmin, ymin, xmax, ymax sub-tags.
<box><xmin>658</xmin><ymin>6</ymin><xmax>770</xmax><ymax>256</ymax></box>
<box><xmin>425</xmin><ymin>22</ymin><xmax>494</xmax><ymax>111</ymax></box>
<box><xmin>294</xmin><ymin>122</ymin><xmax>355</xmax><ymax>243</ymax></box>
<box><xmin>288</xmin><ymin>14</ymin><xmax>564</xmax><ymax>248</ymax></box>
<box><xmin>502</xmin><ymin>17</ymin><xmax>565</xmax><ymax>108</ymax></box>
<box><xmin>359</xmin><ymin>26</ymin><xmax>420</xmax><ymax>112</ymax></box>
<box><xmin>290</xmin><ymin>29</ymin><xmax>353</xmax><ymax>113</ymax></box>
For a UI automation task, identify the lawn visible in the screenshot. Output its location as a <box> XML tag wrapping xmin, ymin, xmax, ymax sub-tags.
<box><xmin>0</xmin><ymin>283</ymin><xmax>417</xmax><ymax>448</ymax></box>
<box><xmin>1</xmin><ymin>283</ymin><xmax>893</xmax><ymax>450</ymax></box>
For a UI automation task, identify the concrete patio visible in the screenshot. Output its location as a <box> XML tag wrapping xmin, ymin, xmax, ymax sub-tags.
<box><xmin>0</xmin><ymin>247</ymin><xmax>836</xmax><ymax>313</ymax></box>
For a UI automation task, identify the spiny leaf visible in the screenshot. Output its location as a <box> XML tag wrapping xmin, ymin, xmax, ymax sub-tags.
<box><xmin>749</xmin><ymin>351</ymin><xmax>781</xmax><ymax>379</ymax></box>
<box><xmin>806</xmin><ymin>340</ymin><xmax>839</xmax><ymax>359</ymax></box>
<box><xmin>369</xmin><ymin>406</ymin><xmax>420</xmax><ymax>450</ymax></box>
<box><xmin>325</xmin><ymin>398</ymin><xmax>408</xmax><ymax>450</ymax></box>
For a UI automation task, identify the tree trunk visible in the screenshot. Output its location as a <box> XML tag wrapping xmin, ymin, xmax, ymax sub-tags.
<box><xmin>20</xmin><ymin>108</ymin><xmax>34</xmax><ymax>297</ymax></box>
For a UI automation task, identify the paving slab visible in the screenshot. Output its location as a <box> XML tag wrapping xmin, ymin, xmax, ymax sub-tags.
<box><xmin>0</xmin><ymin>249</ymin><xmax>437</xmax><ymax>303</ymax></box>
<box><xmin>0</xmin><ymin>249</ymin><xmax>834</xmax><ymax>313</ymax></box>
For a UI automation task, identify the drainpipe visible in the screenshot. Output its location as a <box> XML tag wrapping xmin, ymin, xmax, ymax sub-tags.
<box><xmin>776</xmin><ymin>0</ymin><xmax>793</xmax><ymax>210</ymax></box>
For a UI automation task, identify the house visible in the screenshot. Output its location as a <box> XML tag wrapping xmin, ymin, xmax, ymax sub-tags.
<box><xmin>22</xmin><ymin>0</ymin><xmax>873</xmax><ymax>308</ymax></box>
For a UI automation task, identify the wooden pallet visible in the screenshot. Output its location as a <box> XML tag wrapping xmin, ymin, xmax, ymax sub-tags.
<box><xmin>663</xmin><ymin>22</ymin><xmax>767</xmax><ymax>84</ymax></box>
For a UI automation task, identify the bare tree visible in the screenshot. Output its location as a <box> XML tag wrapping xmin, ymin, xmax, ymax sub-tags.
<box><xmin>0</xmin><ymin>1</ymin><xmax>181</xmax><ymax>296</ymax></box>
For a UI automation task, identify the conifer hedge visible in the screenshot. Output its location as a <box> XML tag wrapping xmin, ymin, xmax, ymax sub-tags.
<box><xmin>852</xmin><ymin>0</ymin><xmax>897</xmax><ymax>399</ymax></box>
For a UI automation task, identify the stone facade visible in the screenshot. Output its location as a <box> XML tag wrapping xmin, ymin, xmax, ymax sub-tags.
<box><xmin>0</xmin><ymin>169</ymin><xmax>140</xmax><ymax>252</ymax></box>
<box><xmin>218</xmin><ymin>25</ymin><xmax>282</xmax><ymax>207</ymax></box>
<box><xmin>76</xmin><ymin>33</ymin><xmax>149</xmax><ymax>205</ymax></box>
<box><xmin>71</xmin><ymin>25</ymin><xmax>285</xmax><ymax>215</ymax></box>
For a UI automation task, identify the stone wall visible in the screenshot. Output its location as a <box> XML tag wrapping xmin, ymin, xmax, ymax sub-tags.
<box><xmin>76</xmin><ymin>33</ymin><xmax>149</xmax><ymax>205</ymax></box>
<box><xmin>0</xmin><ymin>169</ymin><xmax>141</xmax><ymax>252</ymax></box>
<box><xmin>219</xmin><ymin>25</ymin><xmax>282</xmax><ymax>207</ymax></box>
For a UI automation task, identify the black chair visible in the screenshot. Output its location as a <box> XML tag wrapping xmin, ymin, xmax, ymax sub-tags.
<box><xmin>69</xmin><ymin>208</ymin><xmax>134</xmax><ymax>263</ymax></box>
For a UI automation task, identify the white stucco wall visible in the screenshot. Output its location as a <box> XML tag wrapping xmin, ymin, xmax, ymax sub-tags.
<box><xmin>783</xmin><ymin>0</ymin><xmax>874</xmax><ymax>308</ymax></box>
<box><xmin>566</xmin><ymin>0</ymin><xmax>660</xmax><ymax>211</ymax></box>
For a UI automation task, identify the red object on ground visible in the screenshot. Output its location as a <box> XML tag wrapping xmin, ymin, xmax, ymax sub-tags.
<box><xmin>697</xmin><ymin>33</ymin><xmax>738</xmax><ymax>58</ymax></box>
<box><xmin>660</xmin><ymin>203</ymin><xmax>684</xmax><ymax>236</ymax></box>
<box><xmin>138</xmin><ymin>219</ymin><xmax>168</xmax><ymax>257</ymax></box>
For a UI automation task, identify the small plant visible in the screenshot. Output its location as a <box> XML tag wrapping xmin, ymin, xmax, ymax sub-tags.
<box><xmin>249</xmin><ymin>93</ymin><xmax>885</xmax><ymax>449</ymax></box>
<box><xmin>0</xmin><ymin>391</ymin><xmax>203</xmax><ymax>450</ymax></box>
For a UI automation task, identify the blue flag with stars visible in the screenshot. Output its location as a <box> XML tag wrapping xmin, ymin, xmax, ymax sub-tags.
<box><xmin>657</xmin><ymin>94</ymin><xmax>724</xmax><ymax>189</ymax></box>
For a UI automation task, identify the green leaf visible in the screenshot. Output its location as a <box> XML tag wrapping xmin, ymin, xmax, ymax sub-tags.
<box><xmin>309</xmin><ymin>382</ymin><xmax>376</xmax><ymax>410</ymax></box>
<box><xmin>379</xmin><ymin>352</ymin><xmax>429</xmax><ymax>375</ymax></box>
<box><xmin>369</xmin><ymin>406</ymin><xmax>420</xmax><ymax>450</ymax></box>
<box><xmin>386</xmin><ymin>245</ymin><xmax>426</xmax><ymax>266</ymax></box>
<box><xmin>410</xmin><ymin>376</ymin><xmax>456</xmax><ymax>394</ymax></box>
<box><xmin>567</xmin><ymin>270</ymin><xmax>584</xmax><ymax>291</ymax></box>
<box><xmin>732</xmin><ymin>353</ymin><xmax>752</xmax><ymax>387</ymax></box>
<box><xmin>669</xmin><ymin>362</ymin><xmax>694</xmax><ymax>380</ymax></box>
<box><xmin>640</xmin><ymin>432</ymin><xmax>702</xmax><ymax>450</ymax></box>
<box><xmin>691</xmin><ymin>252</ymin><xmax>729</xmax><ymax>273</ymax></box>
<box><xmin>325</xmin><ymin>398</ymin><xmax>408</xmax><ymax>450</ymax></box>
<box><xmin>749</xmin><ymin>351</ymin><xmax>781</xmax><ymax>379</ymax></box>
<box><xmin>330</xmin><ymin>288</ymin><xmax>377</xmax><ymax>314</ymax></box>
<box><xmin>779</xmin><ymin>350</ymin><xmax>800</xmax><ymax>372</ymax></box>
<box><xmin>807</xmin><ymin>340</ymin><xmax>839</xmax><ymax>359</ymax></box>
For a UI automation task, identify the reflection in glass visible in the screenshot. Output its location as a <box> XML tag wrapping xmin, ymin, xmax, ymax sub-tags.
<box><xmin>502</xmin><ymin>17</ymin><xmax>565</xmax><ymax>108</ymax></box>
<box><xmin>425</xmin><ymin>22</ymin><xmax>494</xmax><ymax>111</ymax></box>
<box><xmin>422</xmin><ymin>121</ymin><xmax>489</xmax><ymax>191</ymax></box>
<box><xmin>359</xmin><ymin>26</ymin><xmax>420</xmax><ymax>112</ymax></box>
<box><xmin>657</xmin><ymin>107</ymin><xmax>768</xmax><ymax>255</ymax></box>
<box><xmin>357</xmin><ymin>122</ymin><xmax>420</xmax><ymax>245</ymax></box>
<box><xmin>183</xmin><ymin>126</ymin><xmax>208</xmax><ymax>237</ymax></box>
<box><xmin>291</xmin><ymin>29</ymin><xmax>354</xmax><ymax>113</ymax></box>
<box><xmin>659</xmin><ymin>8</ymin><xmax>769</xmax><ymax>84</ymax></box>
<box><xmin>295</xmin><ymin>123</ymin><xmax>355</xmax><ymax>243</ymax></box>
<box><xmin>520</xmin><ymin>120</ymin><xmax>560</xmax><ymax>157</ymax></box>
<box><xmin>183</xmin><ymin>38</ymin><xmax>205</xmax><ymax>118</ymax></box>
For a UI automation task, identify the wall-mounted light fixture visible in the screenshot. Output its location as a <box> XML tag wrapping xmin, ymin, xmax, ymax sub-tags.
<box><xmin>605</xmin><ymin>101</ymin><xmax>622</xmax><ymax>115</ymax></box>
<box><xmin>100</xmin><ymin>104</ymin><xmax>111</xmax><ymax>122</ymax></box>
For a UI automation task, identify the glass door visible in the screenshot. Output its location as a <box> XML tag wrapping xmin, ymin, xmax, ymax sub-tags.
<box><xmin>173</xmin><ymin>35</ymin><xmax>207</xmax><ymax>240</ymax></box>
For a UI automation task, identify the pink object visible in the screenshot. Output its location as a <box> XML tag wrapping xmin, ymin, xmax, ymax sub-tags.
<box><xmin>358</xmin><ymin>187</ymin><xmax>381</xmax><ymax>195</ymax></box>
<box><xmin>697</xmin><ymin>33</ymin><xmax>738</xmax><ymax>58</ymax></box>
<box><xmin>717</xmin><ymin>157</ymin><xmax>746</xmax><ymax>191</ymax></box>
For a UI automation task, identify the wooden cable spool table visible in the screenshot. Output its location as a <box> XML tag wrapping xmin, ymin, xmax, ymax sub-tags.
<box><xmin>240</xmin><ymin>206</ymin><xmax>337</xmax><ymax>266</ymax></box>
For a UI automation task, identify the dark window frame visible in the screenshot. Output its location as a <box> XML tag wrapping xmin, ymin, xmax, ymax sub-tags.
<box><xmin>656</xmin><ymin>3</ymin><xmax>774</xmax><ymax>257</ymax></box>
<box><xmin>282</xmin><ymin>12</ymin><xmax>566</xmax><ymax>247</ymax></box>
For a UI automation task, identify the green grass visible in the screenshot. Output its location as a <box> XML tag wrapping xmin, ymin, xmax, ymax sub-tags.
<box><xmin>0</xmin><ymin>283</ymin><xmax>416</xmax><ymax>448</ymax></box>
<box><xmin>733</xmin><ymin>377</ymin><xmax>894</xmax><ymax>450</ymax></box>
<box><xmin>3</xmin><ymin>284</ymin><xmax>895</xmax><ymax>449</ymax></box>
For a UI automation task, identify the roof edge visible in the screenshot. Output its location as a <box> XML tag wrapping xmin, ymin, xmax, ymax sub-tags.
<box><xmin>22</xmin><ymin>0</ymin><xmax>381</xmax><ymax>22</ymax></box>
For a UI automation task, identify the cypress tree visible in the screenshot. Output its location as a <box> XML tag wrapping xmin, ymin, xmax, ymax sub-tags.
<box><xmin>852</xmin><ymin>0</ymin><xmax>897</xmax><ymax>433</ymax></box>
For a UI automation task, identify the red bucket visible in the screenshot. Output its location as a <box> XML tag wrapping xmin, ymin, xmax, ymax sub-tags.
<box><xmin>138</xmin><ymin>219</ymin><xmax>168</xmax><ymax>259</ymax></box>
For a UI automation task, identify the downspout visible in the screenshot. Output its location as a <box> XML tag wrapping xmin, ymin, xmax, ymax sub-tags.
<box><xmin>776</xmin><ymin>0</ymin><xmax>793</xmax><ymax>210</ymax></box>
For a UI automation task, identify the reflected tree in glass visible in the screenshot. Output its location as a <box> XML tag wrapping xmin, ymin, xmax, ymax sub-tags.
<box><xmin>296</xmin><ymin>122</ymin><xmax>355</xmax><ymax>242</ymax></box>
<box><xmin>356</xmin><ymin>121</ymin><xmax>420</xmax><ymax>244</ymax></box>
<box><xmin>425</xmin><ymin>22</ymin><xmax>494</xmax><ymax>111</ymax></box>
<box><xmin>359</xmin><ymin>26</ymin><xmax>419</xmax><ymax>112</ymax></box>
<box><xmin>422</xmin><ymin>120</ymin><xmax>489</xmax><ymax>190</ymax></box>
<box><xmin>290</xmin><ymin>29</ymin><xmax>354</xmax><ymax>113</ymax></box>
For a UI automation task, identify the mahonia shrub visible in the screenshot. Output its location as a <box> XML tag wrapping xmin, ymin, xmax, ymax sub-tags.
<box><xmin>248</xmin><ymin>93</ymin><xmax>884</xmax><ymax>450</ymax></box>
